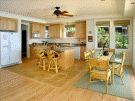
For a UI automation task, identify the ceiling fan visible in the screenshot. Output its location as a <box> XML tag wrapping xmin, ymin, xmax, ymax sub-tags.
<box><xmin>53</xmin><ymin>7</ymin><xmax>74</xmax><ymax>18</ymax></box>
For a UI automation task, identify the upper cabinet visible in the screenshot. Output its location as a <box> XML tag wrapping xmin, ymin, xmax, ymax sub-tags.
<box><xmin>49</xmin><ymin>24</ymin><xmax>63</xmax><ymax>38</ymax></box>
<box><xmin>75</xmin><ymin>21</ymin><xmax>86</xmax><ymax>39</ymax></box>
<box><xmin>31</xmin><ymin>23</ymin><xmax>45</xmax><ymax>38</ymax></box>
<box><xmin>40</xmin><ymin>24</ymin><xmax>45</xmax><ymax>39</ymax></box>
<box><xmin>0</xmin><ymin>17</ymin><xmax>18</xmax><ymax>32</ymax></box>
<box><xmin>31</xmin><ymin>23</ymin><xmax>40</xmax><ymax>33</ymax></box>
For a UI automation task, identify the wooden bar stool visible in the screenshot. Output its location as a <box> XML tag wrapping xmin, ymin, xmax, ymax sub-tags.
<box><xmin>34</xmin><ymin>49</ymin><xmax>40</xmax><ymax>65</ymax></box>
<box><xmin>37</xmin><ymin>49</ymin><xmax>47</xmax><ymax>70</ymax></box>
<box><xmin>46</xmin><ymin>50</ymin><xmax>61</xmax><ymax>73</ymax></box>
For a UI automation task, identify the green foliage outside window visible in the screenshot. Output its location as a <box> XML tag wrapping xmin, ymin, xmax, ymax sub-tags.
<box><xmin>66</xmin><ymin>27</ymin><xmax>75</xmax><ymax>37</ymax></box>
<box><xmin>67</xmin><ymin>27</ymin><xmax>75</xmax><ymax>33</ymax></box>
<box><xmin>97</xmin><ymin>26</ymin><xmax>129</xmax><ymax>49</ymax></box>
<box><xmin>115</xmin><ymin>31</ymin><xmax>129</xmax><ymax>49</ymax></box>
<box><xmin>97</xmin><ymin>27</ymin><xmax>109</xmax><ymax>48</ymax></box>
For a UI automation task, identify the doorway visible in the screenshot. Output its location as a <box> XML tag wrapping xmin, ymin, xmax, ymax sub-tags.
<box><xmin>21</xmin><ymin>24</ymin><xmax>27</xmax><ymax>58</ymax></box>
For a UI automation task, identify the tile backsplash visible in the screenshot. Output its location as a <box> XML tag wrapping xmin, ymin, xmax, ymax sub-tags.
<box><xmin>29</xmin><ymin>38</ymin><xmax>86</xmax><ymax>44</ymax></box>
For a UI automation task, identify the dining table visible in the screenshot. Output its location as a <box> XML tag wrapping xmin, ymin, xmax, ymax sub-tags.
<box><xmin>86</xmin><ymin>50</ymin><xmax>122</xmax><ymax>85</ymax></box>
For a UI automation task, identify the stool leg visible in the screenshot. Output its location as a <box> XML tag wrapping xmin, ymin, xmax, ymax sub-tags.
<box><xmin>43</xmin><ymin>59</ymin><xmax>46</xmax><ymax>70</ymax></box>
<box><xmin>48</xmin><ymin>60</ymin><xmax>52</xmax><ymax>72</ymax></box>
<box><xmin>38</xmin><ymin>59</ymin><xmax>41</xmax><ymax>68</ymax></box>
<box><xmin>55</xmin><ymin>60</ymin><xmax>58</xmax><ymax>73</ymax></box>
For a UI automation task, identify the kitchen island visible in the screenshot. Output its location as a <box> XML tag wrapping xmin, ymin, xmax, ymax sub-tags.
<box><xmin>35</xmin><ymin>47</ymin><xmax>75</xmax><ymax>70</ymax></box>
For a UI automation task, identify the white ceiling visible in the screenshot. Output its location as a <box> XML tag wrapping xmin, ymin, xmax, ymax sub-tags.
<box><xmin>0</xmin><ymin>0</ymin><xmax>135</xmax><ymax>20</ymax></box>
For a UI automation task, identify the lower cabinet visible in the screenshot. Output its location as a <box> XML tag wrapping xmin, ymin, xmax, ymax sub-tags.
<box><xmin>80</xmin><ymin>46</ymin><xmax>86</xmax><ymax>60</ymax></box>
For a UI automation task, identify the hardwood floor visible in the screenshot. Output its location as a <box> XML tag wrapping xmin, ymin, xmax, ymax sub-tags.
<box><xmin>0</xmin><ymin>58</ymin><xmax>135</xmax><ymax>101</ymax></box>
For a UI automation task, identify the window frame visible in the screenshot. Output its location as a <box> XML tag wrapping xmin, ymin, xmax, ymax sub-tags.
<box><xmin>96</xmin><ymin>26</ymin><xmax>110</xmax><ymax>49</ymax></box>
<box><xmin>65</xmin><ymin>25</ymin><xmax>75</xmax><ymax>38</ymax></box>
<box><xmin>115</xmin><ymin>25</ymin><xmax>129</xmax><ymax>49</ymax></box>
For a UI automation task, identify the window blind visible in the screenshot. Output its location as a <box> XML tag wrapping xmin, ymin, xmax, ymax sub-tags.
<box><xmin>114</xmin><ymin>20</ymin><xmax>130</xmax><ymax>26</ymax></box>
<box><xmin>65</xmin><ymin>25</ymin><xmax>75</xmax><ymax>28</ymax></box>
<box><xmin>96</xmin><ymin>21</ymin><xmax>110</xmax><ymax>26</ymax></box>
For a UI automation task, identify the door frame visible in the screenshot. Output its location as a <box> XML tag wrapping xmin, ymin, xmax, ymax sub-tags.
<box><xmin>21</xmin><ymin>22</ymin><xmax>30</xmax><ymax>58</ymax></box>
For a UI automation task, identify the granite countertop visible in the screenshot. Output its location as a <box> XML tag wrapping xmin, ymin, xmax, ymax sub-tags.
<box><xmin>35</xmin><ymin>47</ymin><xmax>74</xmax><ymax>52</ymax></box>
<box><xmin>30</xmin><ymin>43</ymin><xmax>86</xmax><ymax>47</ymax></box>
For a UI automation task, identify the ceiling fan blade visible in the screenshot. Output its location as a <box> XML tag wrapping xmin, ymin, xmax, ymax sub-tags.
<box><xmin>60</xmin><ymin>11</ymin><xmax>68</xmax><ymax>14</ymax></box>
<box><xmin>62</xmin><ymin>14</ymin><xmax>73</xmax><ymax>17</ymax></box>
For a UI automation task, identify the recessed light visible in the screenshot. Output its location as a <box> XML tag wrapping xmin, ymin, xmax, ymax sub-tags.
<box><xmin>131</xmin><ymin>2</ymin><xmax>135</xmax><ymax>4</ymax></box>
<box><xmin>101</xmin><ymin>0</ymin><xmax>105</xmax><ymax>1</ymax></box>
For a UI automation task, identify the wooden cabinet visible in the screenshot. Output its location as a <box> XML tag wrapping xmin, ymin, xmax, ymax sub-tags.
<box><xmin>0</xmin><ymin>17</ymin><xmax>18</xmax><ymax>31</ymax></box>
<box><xmin>31</xmin><ymin>23</ymin><xmax>40</xmax><ymax>33</ymax></box>
<box><xmin>8</xmin><ymin>19</ymin><xmax>18</xmax><ymax>31</ymax></box>
<box><xmin>75</xmin><ymin>21</ymin><xmax>86</xmax><ymax>39</ymax></box>
<box><xmin>49</xmin><ymin>24</ymin><xmax>63</xmax><ymax>38</ymax></box>
<box><xmin>40</xmin><ymin>24</ymin><xmax>45</xmax><ymax>38</ymax></box>
<box><xmin>80</xmin><ymin>46</ymin><xmax>86</xmax><ymax>60</ymax></box>
<box><xmin>31</xmin><ymin>23</ymin><xmax>45</xmax><ymax>38</ymax></box>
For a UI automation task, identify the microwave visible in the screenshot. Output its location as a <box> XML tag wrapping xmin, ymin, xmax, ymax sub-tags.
<box><xmin>33</xmin><ymin>33</ymin><xmax>40</xmax><ymax>38</ymax></box>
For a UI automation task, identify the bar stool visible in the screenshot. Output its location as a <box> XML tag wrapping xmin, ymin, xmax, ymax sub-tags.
<box><xmin>34</xmin><ymin>49</ymin><xmax>40</xmax><ymax>65</ymax></box>
<box><xmin>37</xmin><ymin>49</ymin><xmax>47</xmax><ymax>70</ymax></box>
<box><xmin>46</xmin><ymin>50</ymin><xmax>61</xmax><ymax>73</ymax></box>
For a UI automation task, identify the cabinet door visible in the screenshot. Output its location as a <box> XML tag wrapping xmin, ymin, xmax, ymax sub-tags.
<box><xmin>81</xmin><ymin>22</ymin><xmax>86</xmax><ymax>38</ymax></box>
<box><xmin>32</xmin><ymin>23</ymin><xmax>40</xmax><ymax>33</ymax></box>
<box><xmin>49</xmin><ymin>24</ymin><xmax>63</xmax><ymax>38</ymax></box>
<box><xmin>80</xmin><ymin>47</ymin><xmax>86</xmax><ymax>59</ymax></box>
<box><xmin>49</xmin><ymin>25</ymin><xmax>55</xmax><ymax>38</ymax></box>
<box><xmin>0</xmin><ymin>18</ymin><xmax>8</xmax><ymax>30</ymax></box>
<box><xmin>75</xmin><ymin>22</ymin><xmax>86</xmax><ymax>38</ymax></box>
<box><xmin>55</xmin><ymin>25</ymin><xmax>60</xmax><ymax>38</ymax></box>
<box><xmin>40</xmin><ymin>24</ymin><xmax>45</xmax><ymax>38</ymax></box>
<box><xmin>8</xmin><ymin>19</ymin><xmax>17</xmax><ymax>31</ymax></box>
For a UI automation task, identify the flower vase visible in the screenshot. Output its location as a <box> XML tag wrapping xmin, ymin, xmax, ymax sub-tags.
<box><xmin>51</xmin><ymin>47</ymin><xmax>54</xmax><ymax>50</ymax></box>
<box><xmin>103</xmin><ymin>43</ymin><xmax>109</xmax><ymax>56</ymax></box>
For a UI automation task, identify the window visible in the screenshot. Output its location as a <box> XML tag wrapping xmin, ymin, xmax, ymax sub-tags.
<box><xmin>97</xmin><ymin>26</ymin><xmax>110</xmax><ymax>48</ymax></box>
<box><xmin>65</xmin><ymin>24</ymin><xmax>75</xmax><ymax>37</ymax></box>
<box><xmin>45</xmin><ymin>26</ymin><xmax>49</xmax><ymax>38</ymax></box>
<box><xmin>115</xmin><ymin>26</ymin><xmax>129</xmax><ymax>49</ymax></box>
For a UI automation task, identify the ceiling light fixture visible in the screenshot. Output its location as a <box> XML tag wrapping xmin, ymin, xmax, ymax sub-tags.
<box><xmin>131</xmin><ymin>2</ymin><xmax>135</xmax><ymax>4</ymax></box>
<box><xmin>101</xmin><ymin>0</ymin><xmax>105</xmax><ymax>1</ymax></box>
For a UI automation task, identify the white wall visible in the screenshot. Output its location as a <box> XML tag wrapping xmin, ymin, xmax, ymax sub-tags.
<box><xmin>86</xmin><ymin>20</ymin><xmax>95</xmax><ymax>51</ymax></box>
<box><xmin>133</xmin><ymin>15</ymin><xmax>135</xmax><ymax>69</ymax></box>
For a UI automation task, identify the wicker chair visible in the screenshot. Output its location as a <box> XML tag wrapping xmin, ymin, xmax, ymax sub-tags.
<box><xmin>84</xmin><ymin>51</ymin><xmax>92</xmax><ymax>74</ymax></box>
<box><xmin>87</xmin><ymin>58</ymin><xmax>112</xmax><ymax>93</ymax></box>
<box><xmin>113</xmin><ymin>51</ymin><xmax>125</xmax><ymax>84</ymax></box>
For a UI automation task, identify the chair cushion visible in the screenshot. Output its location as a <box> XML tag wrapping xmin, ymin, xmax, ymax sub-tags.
<box><xmin>91</xmin><ymin>69</ymin><xmax>111</xmax><ymax>80</ymax></box>
<box><xmin>109</xmin><ymin>64</ymin><xmax>121</xmax><ymax>69</ymax></box>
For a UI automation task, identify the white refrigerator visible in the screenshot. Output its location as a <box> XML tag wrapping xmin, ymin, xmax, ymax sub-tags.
<box><xmin>0</xmin><ymin>32</ymin><xmax>19</xmax><ymax>67</ymax></box>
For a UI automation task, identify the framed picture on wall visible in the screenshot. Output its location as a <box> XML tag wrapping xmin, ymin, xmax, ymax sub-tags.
<box><xmin>88</xmin><ymin>36</ymin><xmax>93</xmax><ymax>42</ymax></box>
